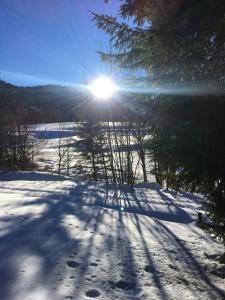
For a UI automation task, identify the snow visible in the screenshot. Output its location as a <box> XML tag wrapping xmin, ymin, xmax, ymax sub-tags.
<box><xmin>33</xmin><ymin>123</ymin><xmax>77</xmax><ymax>173</ymax></box>
<box><xmin>32</xmin><ymin>122</ymin><xmax>155</xmax><ymax>181</ymax></box>
<box><xmin>0</xmin><ymin>171</ymin><xmax>224</xmax><ymax>300</ymax></box>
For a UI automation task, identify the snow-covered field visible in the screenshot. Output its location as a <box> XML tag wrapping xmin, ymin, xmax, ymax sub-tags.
<box><xmin>33</xmin><ymin>122</ymin><xmax>155</xmax><ymax>181</ymax></box>
<box><xmin>33</xmin><ymin>123</ymin><xmax>77</xmax><ymax>172</ymax></box>
<box><xmin>0</xmin><ymin>171</ymin><xmax>225</xmax><ymax>300</ymax></box>
<box><xmin>0</xmin><ymin>123</ymin><xmax>224</xmax><ymax>299</ymax></box>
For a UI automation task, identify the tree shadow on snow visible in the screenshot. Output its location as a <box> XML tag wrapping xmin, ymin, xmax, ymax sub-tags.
<box><xmin>0</xmin><ymin>177</ymin><xmax>224</xmax><ymax>299</ymax></box>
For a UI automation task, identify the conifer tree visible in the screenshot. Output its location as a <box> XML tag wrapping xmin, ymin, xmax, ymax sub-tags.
<box><xmin>76</xmin><ymin>122</ymin><xmax>101</xmax><ymax>181</ymax></box>
<box><xmin>93</xmin><ymin>0</ymin><xmax>225</xmax><ymax>224</ymax></box>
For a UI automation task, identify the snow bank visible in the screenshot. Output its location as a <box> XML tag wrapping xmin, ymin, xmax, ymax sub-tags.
<box><xmin>0</xmin><ymin>172</ymin><xmax>224</xmax><ymax>300</ymax></box>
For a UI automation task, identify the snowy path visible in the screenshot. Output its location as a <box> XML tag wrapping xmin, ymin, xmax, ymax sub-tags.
<box><xmin>0</xmin><ymin>172</ymin><xmax>224</xmax><ymax>300</ymax></box>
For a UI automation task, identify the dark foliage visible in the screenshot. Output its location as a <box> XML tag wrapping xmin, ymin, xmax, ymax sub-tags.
<box><xmin>0</xmin><ymin>80</ymin><xmax>143</xmax><ymax>123</ymax></box>
<box><xmin>93</xmin><ymin>0</ymin><xmax>225</xmax><ymax>223</ymax></box>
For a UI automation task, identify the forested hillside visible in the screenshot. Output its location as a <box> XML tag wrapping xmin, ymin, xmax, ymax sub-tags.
<box><xmin>0</xmin><ymin>80</ymin><xmax>140</xmax><ymax>123</ymax></box>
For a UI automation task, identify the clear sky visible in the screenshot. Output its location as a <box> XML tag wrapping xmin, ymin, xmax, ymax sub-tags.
<box><xmin>0</xmin><ymin>0</ymin><xmax>121</xmax><ymax>86</ymax></box>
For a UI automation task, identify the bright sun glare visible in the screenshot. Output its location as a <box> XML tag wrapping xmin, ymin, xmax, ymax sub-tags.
<box><xmin>88</xmin><ymin>76</ymin><xmax>116</xmax><ymax>100</ymax></box>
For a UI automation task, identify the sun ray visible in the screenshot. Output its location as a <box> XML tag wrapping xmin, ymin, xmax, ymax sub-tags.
<box><xmin>88</xmin><ymin>76</ymin><xmax>116</xmax><ymax>100</ymax></box>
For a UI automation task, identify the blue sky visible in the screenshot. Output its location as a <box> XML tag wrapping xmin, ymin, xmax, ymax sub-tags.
<box><xmin>0</xmin><ymin>0</ymin><xmax>121</xmax><ymax>86</ymax></box>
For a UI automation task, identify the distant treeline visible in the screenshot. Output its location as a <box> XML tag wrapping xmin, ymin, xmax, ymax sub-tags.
<box><xmin>0</xmin><ymin>80</ymin><xmax>143</xmax><ymax>123</ymax></box>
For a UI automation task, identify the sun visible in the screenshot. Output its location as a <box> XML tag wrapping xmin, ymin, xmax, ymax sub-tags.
<box><xmin>88</xmin><ymin>76</ymin><xmax>116</xmax><ymax>100</ymax></box>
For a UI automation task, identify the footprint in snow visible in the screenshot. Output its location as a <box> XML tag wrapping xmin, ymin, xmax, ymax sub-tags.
<box><xmin>89</xmin><ymin>262</ymin><xmax>98</xmax><ymax>267</ymax></box>
<box><xmin>178</xmin><ymin>277</ymin><xmax>190</xmax><ymax>286</ymax></box>
<box><xmin>85</xmin><ymin>289</ymin><xmax>101</xmax><ymax>298</ymax></box>
<box><xmin>144</xmin><ymin>282</ymin><xmax>151</xmax><ymax>287</ymax></box>
<box><xmin>67</xmin><ymin>261</ymin><xmax>80</xmax><ymax>268</ymax></box>
<box><xmin>168</xmin><ymin>249</ymin><xmax>177</xmax><ymax>254</ymax></box>
<box><xmin>109</xmin><ymin>280</ymin><xmax>138</xmax><ymax>293</ymax></box>
<box><xmin>86</xmin><ymin>277</ymin><xmax>92</xmax><ymax>282</ymax></box>
<box><xmin>168</xmin><ymin>264</ymin><xmax>179</xmax><ymax>271</ymax></box>
<box><xmin>144</xmin><ymin>265</ymin><xmax>154</xmax><ymax>273</ymax></box>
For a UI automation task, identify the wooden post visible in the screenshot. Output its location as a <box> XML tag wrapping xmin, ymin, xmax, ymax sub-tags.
<box><xmin>198</xmin><ymin>212</ymin><xmax>202</xmax><ymax>223</ymax></box>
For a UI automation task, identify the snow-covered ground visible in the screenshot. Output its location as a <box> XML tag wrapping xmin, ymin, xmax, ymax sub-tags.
<box><xmin>33</xmin><ymin>123</ymin><xmax>76</xmax><ymax>172</ymax></box>
<box><xmin>33</xmin><ymin>122</ymin><xmax>155</xmax><ymax>181</ymax></box>
<box><xmin>0</xmin><ymin>171</ymin><xmax>224</xmax><ymax>300</ymax></box>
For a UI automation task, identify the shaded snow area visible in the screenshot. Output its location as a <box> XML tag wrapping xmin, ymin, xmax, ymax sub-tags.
<box><xmin>0</xmin><ymin>172</ymin><xmax>224</xmax><ymax>300</ymax></box>
<box><xmin>33</xmin><ymin>123</ymin><xmax>77</xmax><ymax>172</ymax></box>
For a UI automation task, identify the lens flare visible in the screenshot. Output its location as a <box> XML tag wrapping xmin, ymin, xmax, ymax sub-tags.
<box><xmin>88</xmin><ymin>76</ymin><xmax>116</xmax><ymax>100</ymax></box>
